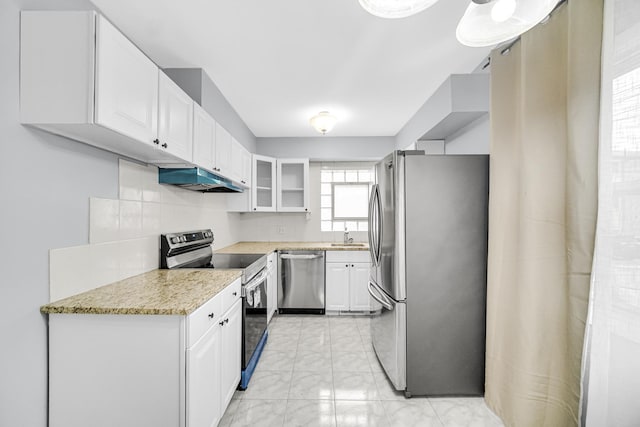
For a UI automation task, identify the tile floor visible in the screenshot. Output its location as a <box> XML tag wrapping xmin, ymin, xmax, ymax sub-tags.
<box><xmin>221</xmin><ymin>315</ymin><xmax>504</xmax><ymax>427</ymax></box>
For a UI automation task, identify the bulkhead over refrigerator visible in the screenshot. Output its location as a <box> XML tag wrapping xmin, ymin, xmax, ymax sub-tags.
<box><xmin>367</xmin><ymin>151</ymin><xmax>489</xmax><ymax>397</ymax></box>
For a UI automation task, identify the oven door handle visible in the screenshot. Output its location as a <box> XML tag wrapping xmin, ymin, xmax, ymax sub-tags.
<box><xmin>242</xmin><ymin>269</ymin><xmax>268</xmax><ymax>296</ymax></box>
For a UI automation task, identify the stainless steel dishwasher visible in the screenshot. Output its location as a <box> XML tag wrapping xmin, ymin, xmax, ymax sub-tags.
<box><xmin>278</xmin><ymin>251</ymin><xmax>325</xmax><ymax>314</ymax></box>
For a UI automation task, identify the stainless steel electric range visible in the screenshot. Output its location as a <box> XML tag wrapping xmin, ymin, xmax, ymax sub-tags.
<box><xmin>160</xmin><ymin>229</ymin><xmax>268</xmax><ymax>389</ymax></box>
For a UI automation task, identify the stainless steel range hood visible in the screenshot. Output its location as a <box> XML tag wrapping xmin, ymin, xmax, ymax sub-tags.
<box><xmin>158</xmin><ymin>168</ymin><xmax>244</xmax><ymax>193</ymax></box>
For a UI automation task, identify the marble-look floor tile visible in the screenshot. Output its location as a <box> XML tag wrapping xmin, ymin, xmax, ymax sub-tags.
<box><xmin>332</xmin><ymin>351</ymin><xmax>371</xmax><ymax>373</ymax></box>
<box><xmin>331</xmin><ymin>334</ymin><xmax>365</xmax><ymax>353</ymax></box>
<box><xmin>335</xmin><ymin>400</ymin><xmax>390</xmax><ymax>427</ymax></box>
<box><xmin>302</xmin><ymin>316</ymin><xmax>330</xmax><ymax>328</ymax></box>
<box><xmin>284</xmin><ymin>399</ymin><xmax>336</xmax><ymax>427</ymax></box>
<box><xmin>219</xmin><ymin>398</ymin><xmax>240</xmax><ymax>427</ymax></box>
<box><xmin>429</xmin><ymin>398</ymin><xmax>504</xmax><ymax>427</ymax></box>
<box><xmin>372</xmin><ymin>372</ymin><xmax>407</xmax><ymax>401</ymax></box>
<box><xmin>294</xmin><ymin>350</ymin><xmax>333</xmax><ymax>373</ymax></box>
<box><xmin>382</xmin><ymin>399</ymin><xmax>443</xmax><ymax>427</ymax></box>
<box><xmin>271</xmin><ymin>317</ymin><xmax>303</xmax><ymax>330</ymax></box>
<box><xmin>270</xmin><ymin>322</ymin><xmax>303</xmax><ymax>337</ymax></box>
<box><xmin>230</xmin><ymin>399</ymin><xmax>287</xmax><ymax>427</ymax></box>
<box><xmin>266</xmin><ymin>334</ymin><xmax>300</xmax><ymax>351</ymax></box>
<box><xmin>242</xmin><ymin>370</ymin><xmax>292</xmax><ymax>400</ymax></box>
<box><xmin>366</xmin><ymin>351</ymin><xmax>384</xmax><ymax>373</ymax></box>
<box><xmin>333</xmin><ymin>371</ymin><xmax>379</xmax><ymax>401</ymax></box>
<box><xmin>299</xmin><ymin>330</ymin><xmax>331</xmax><ymax>352</ymax></box>
<box><xmin>289</xmin><ymin>371</ymin><xmax>334</xmax><ymax>400</ymax></box>
<box><xmin>330</xmin><ymin>324</ymin><xmax>361</xmax><ymax>338</ymax></box>
<box><xmin>257</xmin><ymin>349</ymin><xmax>296</xmax><ymax>372</ymax></box>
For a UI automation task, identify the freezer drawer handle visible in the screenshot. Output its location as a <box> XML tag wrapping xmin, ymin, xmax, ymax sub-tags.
<box><xmin>368</xmin><ymin>281</ymin><xmax>394</xmax><ymax>311</ymax></box>
<box><xmin>280</xmin><ymin>254</ymin><xmax>322</xmax><ymax>260</ymax></box>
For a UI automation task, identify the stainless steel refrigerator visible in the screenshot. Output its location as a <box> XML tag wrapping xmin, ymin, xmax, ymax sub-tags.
<box><xmin>367</xmin><ymin>151</ymin><xmax>489</xmax><ymax>397</ymax></box>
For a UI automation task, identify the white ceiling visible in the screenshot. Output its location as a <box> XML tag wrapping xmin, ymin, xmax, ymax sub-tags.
<box><xmin>91</xmin><ymin>0</ymin><xmax>491</xmax><ymax>137</ymax></box>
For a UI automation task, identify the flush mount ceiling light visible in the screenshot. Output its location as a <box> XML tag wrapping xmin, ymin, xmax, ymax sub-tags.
<box><xmin>310</xmin><ymin>111</ymin><xmax>337</xmax><ymax>135</ymax></box>
<box><xmin>359</xmin><ymin>0</ymin><xmax>440</xmax><ymax>19</ymax></box>
<box><xmin>456</xmin><ymin>0</ymin><xmax>560</xmax><ymax>47</ymax></box>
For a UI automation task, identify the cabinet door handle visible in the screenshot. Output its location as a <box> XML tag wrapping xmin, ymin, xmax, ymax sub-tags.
<box><xmin>208</xmin><ymin>312</ymin><xmax>215</xmax><ymax>319</ymax></box>
<box><xmin>224</xmin><ymin>318</ymin><xmax>229</xmax><ymax>324</ymax></box>
<box><xmin>352</xmin><ymin>264</ymin><xmax>354</xmax><ymax>267</ymax></box>
<box><xmin>153</xmin><ymin>139</ymin><xmax>160</xmax><ymax>145</ymax></box>
<box><xmin>219</xmin><ymin>320</ymin><xmax>225</xmax><ymax>326</ymax></box>
<box><xmin>345</xmin><ymin>264</ymin><xmax>349</xmax><ymax>267</ymax></box>
<box><xmin>161</xmin><ymin>143</ymin><xmax>168</xmax><ymax>148</ymax></box>
<box><xmin>232</xmin><ymin>292</ymin><xmax>237</xmax><ymax>296</ymax></box>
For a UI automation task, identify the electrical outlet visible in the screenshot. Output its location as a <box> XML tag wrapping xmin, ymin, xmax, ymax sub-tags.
<box><xmin>277</xmin><ymin>226</ymin><xmax>285</xmax><ymax>235</ymax></box>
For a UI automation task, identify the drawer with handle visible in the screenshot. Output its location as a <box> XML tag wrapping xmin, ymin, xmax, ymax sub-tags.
<box><xmin>187</xmin><ymin>293</ymin><xmax>222</xmax><ymax>347</ymax></box>
<box><xmin>221</xmin><ymin>277</ymin><xmax>241</xmax><ymax>309</ymax></box>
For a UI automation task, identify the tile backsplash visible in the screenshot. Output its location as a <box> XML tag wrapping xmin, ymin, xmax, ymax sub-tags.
<box><xmin>49</xmin><ymin>159</ymin><xmax>239</xmax><ymax>302</ymax></box>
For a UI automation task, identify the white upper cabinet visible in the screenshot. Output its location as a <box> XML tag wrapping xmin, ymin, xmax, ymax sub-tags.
<box><xmin>277</xmin><ymin>159</ymin><xmax>310</xmax><ymax>212</ymax></box>
<box><xmin>192</xmin><ymin>103</ymin><xmax>216</xmax><ymax>172</ymax></box>
<box><xmin>94</xmin><ymin>15</ymin><xmax>158</xmax><ymax>147</ymax></box>
<box><xmin>20</xmin><ymin>11</ymin><xmax>192</xmax><ymax>165</ymax></box>
<box><xmin>214</xmin><ymin>123</ymin><xmax>232</xmax><ymax>178</ymax></box>
<box><xmin>240</xmin><ymin>147</ymin><xmax>252</xmax><ymax>188</ymax></box>
<box><xmin>252</xmin><ymin>155</ymin><xmax>277</xmax><ymax>212</ymax></box>
<box><xmin>230</xmin><ymin>138</ymin><xmax>244</xmax><ymax>184</ymax></box>
<box><xmin>157</xmin><ymin>72</ymin><xmax>194</xmax><ymax>163</ymax></box>
<box><xmin>230</xmin><ymin>139</ymin><xmax>251</xmax><ymax>188</ymax></box>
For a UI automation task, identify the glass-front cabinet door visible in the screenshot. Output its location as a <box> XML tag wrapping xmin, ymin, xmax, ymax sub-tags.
<box><xmin>277</xmin><ymin>159</ymin><xmax>310</xmax><ymax>212</ymax></box>
<box><xmin>252</xmin><ymin>154</ymin><xmax>277</xmax><ymax>211</ymax></box>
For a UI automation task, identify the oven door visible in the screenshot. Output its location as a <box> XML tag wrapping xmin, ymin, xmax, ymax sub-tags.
<box><xmin>242</xmin><ymin>268</ymin><xmax>268</xmax><ymax>368</ymax></box>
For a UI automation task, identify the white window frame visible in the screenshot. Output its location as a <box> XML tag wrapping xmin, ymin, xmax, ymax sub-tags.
<box><xmin>319</xmin><ymin>164</ymin><xmax>373</xmax><ymax>232</ymax></box>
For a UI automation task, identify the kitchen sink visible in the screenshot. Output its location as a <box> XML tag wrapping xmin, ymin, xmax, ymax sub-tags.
<box><xmin>330</xmin><ymin>243</ymin><xmax>367</xmax><ymax>247</ymax></box>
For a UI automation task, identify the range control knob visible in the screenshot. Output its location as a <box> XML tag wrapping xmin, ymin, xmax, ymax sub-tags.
<box><xmin>171</xmin><ymin>237</ymin><xmax>180</xmax><ymax>244</ymax></box>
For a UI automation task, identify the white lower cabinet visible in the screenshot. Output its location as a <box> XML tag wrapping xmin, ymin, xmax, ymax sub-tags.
<box><xmin>325</xmin><ymin>251</ymin><xmax>377</xmax><ymax>312</ymax></box>
<box><xmin>187</xmin><ymin>320</ymin><xmax>222</xmax><ymax>427</ymax></box>
<box><xmin>48</xmin><ymin>278</ymin><xmax>242</xmax><ymax>427</ymax></box>
<box><xmin>219</xmin><ymin>300</ymin><xmax>242</xmax><ymax>409</ymax></box>
<box><xmin>187</xmin><ymin>298</ymin><xmax>241</xmax><ymax>427</ymax></box>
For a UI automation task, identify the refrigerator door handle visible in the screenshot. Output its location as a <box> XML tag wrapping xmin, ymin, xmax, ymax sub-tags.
<box><xmin>368</xmin><ymin>185</ymin><xmax>377</xmax><ymax>265</ymax></box>
<box><xmin>368</xmin><ymin>281</ymin><xmax>394</xmax><ymax>311</ymax></box>
<box><xmin>374</xmin><ymin>185</ymin><xmax>383</xmax><ymax>265</ymax></box>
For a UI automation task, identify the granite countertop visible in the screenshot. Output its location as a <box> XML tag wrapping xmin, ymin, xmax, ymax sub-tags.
<box><xmin>41</xmin><ymin>241</ymin><xmax>368</xmax><ymax>316</ymax></box>
<box><xmin>41</xmin><ymin>269</ymin><xmax>242</xmax><ymax>316</ymax></box>
<box><xmin>215</xmin><ymin>241</ymin><xmax>369</xmax><ymax>254</ymax></box>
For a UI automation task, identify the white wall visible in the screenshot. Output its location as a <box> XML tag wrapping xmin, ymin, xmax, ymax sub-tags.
<box><xmin>1</xmin><ymin>1</ymin><xmax>115</xmax><ymax>425</ymax></box>
<box><xmin>49</xmin><ymin>160</ymin><xmax>239</xmax><ymax>301</ymax></box>
<box><xmin>165</xmin><ymin>68</ymin><xmax>257</xmax><ymax>152</ymax></box>
<box><xmin>256</xmin><ymin>136</ymin><xmax>395</xmax><ymax>161</ymax></box>
<box><xmin>234</xmin><ymin>163</ymin><xmax>368</xmax><ymax>243</ymax></box>
<box><xmin>0</xmin><ymin>3</ymin><xmax>241</xmax><ymax>424</ymax></box>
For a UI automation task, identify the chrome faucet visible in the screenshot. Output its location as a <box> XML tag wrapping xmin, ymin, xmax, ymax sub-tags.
<box><xmin>344</xmin><ymin>228</ymin><xmax>354</xmax><ymax>244</ymax></box>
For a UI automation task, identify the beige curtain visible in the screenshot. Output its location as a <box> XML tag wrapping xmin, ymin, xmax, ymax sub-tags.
<box><xmin>485</xmin><ymin>1</ymin><xmax>603</xmax><ymax>426</ymax></box>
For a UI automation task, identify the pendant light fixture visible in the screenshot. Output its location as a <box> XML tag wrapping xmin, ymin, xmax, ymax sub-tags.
<box><xmin>359</xmin><ymin>0</ymin><xmax>440</xmax><ymax>19</ymax></box>
<box><xmin>456</xmin><ymin>0</ymin><xmax>560</xmax><ymax>47</ymax></box>
<box><xmin>310</xmin><ymin>111</ymin><xmax>337</xmax><ymax>135</ymax></box>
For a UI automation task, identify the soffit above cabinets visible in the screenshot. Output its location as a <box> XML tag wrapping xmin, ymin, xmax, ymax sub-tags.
<box><xmin>418</xmin><ymin>73</ymin><xmax>489</xmax><ymax>141</ymax></box>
